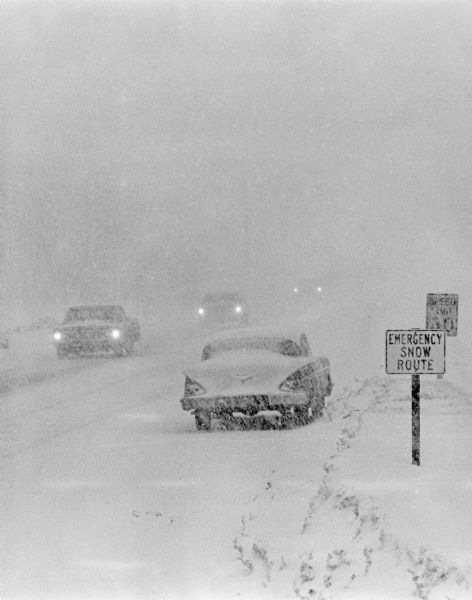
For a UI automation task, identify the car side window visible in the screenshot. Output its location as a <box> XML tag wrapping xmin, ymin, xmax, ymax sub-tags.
<box><xmin>276</xmin><ymin>339</ymin><xmax>296</xmax><ymax>357</ymax></box>
<box><xmin>299</xmin><ymin>334</ymin><xmax>311</xmax><ymax>356</ymax></box>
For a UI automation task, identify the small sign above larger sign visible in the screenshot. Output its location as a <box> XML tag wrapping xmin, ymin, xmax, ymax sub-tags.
<box><xmin>385</xmin><ymin>329</ymin><xmax>446</xmax><ymax>375</ymax></box>
<box><xmin>426</xmin><ymin>293</ymin><xmax>458</xmax><ymax>336</ymax></box>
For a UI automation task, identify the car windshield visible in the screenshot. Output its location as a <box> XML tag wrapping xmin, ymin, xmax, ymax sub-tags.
<box><xmin>202</xmin><ymin>337</ymin><xmax>302</xmax><ymax>360</ymax></box>
<box><xmin>64</xmin><ymin>306</ymin><xmax>125</xmax><ymax>322</ymax></box>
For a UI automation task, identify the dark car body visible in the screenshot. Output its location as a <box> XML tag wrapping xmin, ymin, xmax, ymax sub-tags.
<box><xmin>53</xmin><ymin>305</ymin><xmax>140</xmax><ymax>358</ymax></box>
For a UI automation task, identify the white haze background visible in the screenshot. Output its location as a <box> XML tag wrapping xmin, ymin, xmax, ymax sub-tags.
<box><xmin>2</xmin><ymin>0</ymin><xmax>472</xmax><ymax>324</ymax></box>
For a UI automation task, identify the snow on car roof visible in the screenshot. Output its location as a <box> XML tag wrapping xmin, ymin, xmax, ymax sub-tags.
<box><xmin>203</xmin><ymin>326</ymin><xmax>305</xmax><ymax>346</ymax></box>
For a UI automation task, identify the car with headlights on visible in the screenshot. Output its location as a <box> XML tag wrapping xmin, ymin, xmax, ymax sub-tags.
<box><xmin>52</xmin><ymin>305</ymin><xmax>140</xmax><ymax>358</ymax></box>
<box><xmin>196</xmin><ymin>292</ymin><xmax>249</xmax><ymax>325</ymax></box>
<box><xmin>292</xmin><ymin>278</ymin><xmax>325</xmax><ymax>301</ymax></box>
<box><xmin>180</xmin><ymin>327</ymin><xmax>333</xmax><ymax>430</ymax></box>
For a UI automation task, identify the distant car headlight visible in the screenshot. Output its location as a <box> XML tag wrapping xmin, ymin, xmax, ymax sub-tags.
<box><xmin>198</xmin><ymin>308</ymin><xmax>205</xmax><ymax>316</ymax></box>
<box><xmin>111</xmin><ymin>329</ymin><xmax>121</xmax><ymax>339</ymax></box>
<box><xmin>317</xmin><ymin>286</ymin><xmax>323</xmax><ymax>293</ymax></box>
<box><xmin>53</xmin><ymin>331</ymin><xmax>62</xmax><ymax>341</ymax></box>
<box><xmin>293</xmin><ymin>287</ymin><xmax>298</xmax><ymax>293</ymax></box>
<box><xmin>234</xmin><ymin>305</ymin><xmax>242</xmax><ymax>313</ymax></box>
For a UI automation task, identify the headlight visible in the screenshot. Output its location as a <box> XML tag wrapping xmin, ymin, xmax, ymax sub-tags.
<box><xmin>198</xmin><ymin>308</ymin><xmax>205</xmax><ymax>316</ymax></box>
<box><xmin>111</xmin><ymin>329</ymin><xmax>121</xmax><ymax>339</ymax></box>
<box><xmin>53</xmin><ymin>331</ymin><xmax>62</xmax><ymax>341</ymax></box>
<box><xmin>184</xmin><ymin>376</ymin><xmax>206</xmax><ymax>396</ymax></box>
<box><xmin>293</xmin><ymin>288</ymin><xmax>298</xmax><ymax>293</ymax></box>
<box><xmin>317</xmin><ymin>286</ymin><xmax>323</xmax><ymax>293</ymax></box>
<box><xmin>234</xmin><ymin>305</ymin><xmax>242</xmax><ymax>313</ymax></box>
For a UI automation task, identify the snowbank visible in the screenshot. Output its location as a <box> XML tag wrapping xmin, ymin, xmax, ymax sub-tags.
<box><xmin>232</xmin><ymin>376</ymin><xmax>472</xmax><ymax>599</ymax></box>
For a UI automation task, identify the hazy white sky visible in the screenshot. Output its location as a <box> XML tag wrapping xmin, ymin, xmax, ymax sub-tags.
<box><xmin>3</xmin><ymin>1</ymin><xmax>472</xmax><ymax>312</ymax></box>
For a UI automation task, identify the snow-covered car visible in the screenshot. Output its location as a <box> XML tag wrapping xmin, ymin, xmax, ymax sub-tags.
<box><xmin>52</xmin><ymin>305</ymin><xmax>140</xmax><ymax>358</ymax></box>
<box><xmin>181</xmin><ymin>327</ymin><xmax>333</xmax><ymax>430</ymax></box>
<box><xmin>196</xmin><ymin>292</ymin><xmax>249</xmax><ymax>325</ymax></box>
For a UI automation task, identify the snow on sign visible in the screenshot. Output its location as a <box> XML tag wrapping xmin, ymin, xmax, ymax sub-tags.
<box><xmin>385</xmin><ymin>329</ymin><xmax>446</xmax><ymax>375</ymax></box>
<box><xmin>426</xmin><ymin>293</ymin><xmax>458</xmax><ymax>336</ymax></box>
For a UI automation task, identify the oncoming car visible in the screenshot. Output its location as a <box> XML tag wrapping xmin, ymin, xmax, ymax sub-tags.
<box><xmin>292</xmin><ymin>278</ymin><xmax>324</xmax><ymax>300</ymax></box>
<box><xmin>196</xmin><ymin>292</ymin><xmax>249</xmax><ymax>325</ymax></box>
<box><xmin>52</xmin><ymin>305</ymin><xmax>140</xmax><ymax>358</ymax></box>
<box><xmin>180</xmin><ymin>327</ymin><xmax>333</xmax><ymax>430</ymax></box>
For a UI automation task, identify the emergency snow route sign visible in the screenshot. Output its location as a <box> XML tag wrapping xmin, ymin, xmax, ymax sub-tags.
<box><xmin>426</xmin><ymin>293</ymin><xmax>458</xmax><ymax>336</ymax></box>
<box><xmin>385</xmin><ymin>329</ymin><xmax>446</xmax><ymax>375</ymax></box>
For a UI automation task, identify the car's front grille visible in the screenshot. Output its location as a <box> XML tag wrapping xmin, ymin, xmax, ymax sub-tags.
<box><xmin>66</xmin><ymin>327</ymin><xmax>109</xmax><ymax>341</ymax></box>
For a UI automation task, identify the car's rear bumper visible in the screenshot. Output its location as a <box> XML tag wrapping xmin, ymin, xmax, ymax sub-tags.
<box><xmin>180</xmin><ymin>391</ymin><xmax>308</xmax><ymax>413</ymax></box>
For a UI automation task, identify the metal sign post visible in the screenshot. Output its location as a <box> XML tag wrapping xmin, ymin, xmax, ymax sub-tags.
<box><xmin>385</xmin><ymin>329</ymin><xmax>446</xmax><ymax>466</ymax></box>
<box><xmin>411</xmin><ymin>373</ymin><xmax>420</xmax><ymax>466</ymax></box>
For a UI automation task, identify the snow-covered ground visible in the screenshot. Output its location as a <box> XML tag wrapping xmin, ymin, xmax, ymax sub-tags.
<box><xmin>1</xmin><ymin>299</ymin><xmax>471</xmax><ymax>599</ymax></box>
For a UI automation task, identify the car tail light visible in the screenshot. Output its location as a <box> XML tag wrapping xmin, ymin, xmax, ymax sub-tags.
<box><xmin>184</xmin><ymin>376</ymin><xmax>206</xmax><ymax>396</ymax></box>
<box><xmin>279</xmin><ymin>369</ymin><xmax>305</xmax><ymax>392</ymax></box>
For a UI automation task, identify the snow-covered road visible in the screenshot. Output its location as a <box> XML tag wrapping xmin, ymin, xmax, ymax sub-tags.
<box><xmin>2</xmin><ymin>310</ymin><xmax>472</xmax><ymax>600</ymax></box>
<box><xmin>1</xmin><ymin>332</ymin><xmax>343</xmax><ymax>600</ymax></box>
